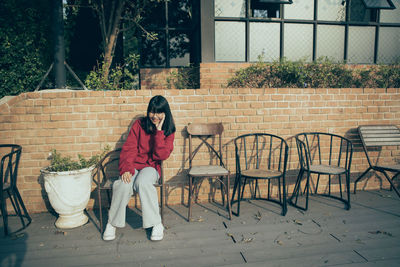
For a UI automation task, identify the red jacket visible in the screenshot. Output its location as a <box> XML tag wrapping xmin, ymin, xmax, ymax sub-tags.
<box><xmin>119</xmin><ymin>119</ymin><xmax>175</xmax><ymax>177</ymax></box>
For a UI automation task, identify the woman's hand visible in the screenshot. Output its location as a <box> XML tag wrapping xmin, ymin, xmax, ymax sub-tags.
<box><xmin>121</xmin><ymin>171</ymin><xmax>132</xmax><ymax>183</ymax></box>
<box><xmin>156</xmin><ymin>114</ymin><xmax>165</xmax><ymax>131</ymax></box>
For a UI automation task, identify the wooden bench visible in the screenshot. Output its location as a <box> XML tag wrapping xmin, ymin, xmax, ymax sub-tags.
<box><xmin>354</xmin><ymin>125</ymin><xmax>400</xmax><ymax>197</ymax></box>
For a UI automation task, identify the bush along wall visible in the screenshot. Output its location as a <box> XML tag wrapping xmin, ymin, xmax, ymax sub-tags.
<box><xmin>227</xmin><ymin>58</ymin><xmax>400</xmax><ymax>89</ymax></box>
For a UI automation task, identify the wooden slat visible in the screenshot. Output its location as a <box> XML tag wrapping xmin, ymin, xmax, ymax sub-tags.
<box><xmin>359</xmin><ymin>125</ymin><xmax>400</xmax><ymax>147</ymax></box>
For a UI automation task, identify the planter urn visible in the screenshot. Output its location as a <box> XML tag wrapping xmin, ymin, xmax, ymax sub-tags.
<box><xmin>41</xmin><ymin>166</ymin><xmax>94</xmax><ymax>229</ymax></box>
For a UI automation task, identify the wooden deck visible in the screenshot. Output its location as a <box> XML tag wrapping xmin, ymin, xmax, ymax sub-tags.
<box><xmin>1</xmin><ymin>190</ymin><xmax>400</xmax><ymax>267</ymax></box>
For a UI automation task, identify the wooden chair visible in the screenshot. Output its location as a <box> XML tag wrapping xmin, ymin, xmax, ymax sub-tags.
<box><xmin>187</xmin><ymin>122</ymin><xmax>232</xmax><ymax>221</ymax></box>
<box><xmin>354</xmin><ymin>125</ymin><xmax>400</xmax><ymax>197</ymax></box>
<box><xmin>231</xmin><ymin>133</ymin><xmax>289</xmax><ymax>217</ymax></box>
<box><xmin>93</xmin><ymin>148</ymin><xmax>165</xmax><ymax>233</ymax></box>
<box><xmin>289</xmin><ymin>132</ymin><xmax>353</xmax><ymax>211</ymax></box>
<box><xmin>1</xmin><ymin>144</ymin><xmax>31</xmax><ymax>236</ymax></box>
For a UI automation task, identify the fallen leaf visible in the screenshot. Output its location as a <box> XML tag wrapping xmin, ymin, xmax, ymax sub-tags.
<box><xmin>293</xmin><ymin>219</ymin><xmax>303</xmax><ymax>225</ymax></box>
<box><xmin>368</xmin><ymin>230</ymin><xmax>393</xmax><ymax>237</ymax></box>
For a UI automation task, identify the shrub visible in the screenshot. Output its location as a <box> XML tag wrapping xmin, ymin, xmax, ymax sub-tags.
<box><xmin>227</xmin><ymin>58</ymin><xmax>400</xmax><ymax>88</ymax></box>
<box><xmin>166</xmin><ymin>65</ymin><xmax>200</xmax><ymax>89</ymax></box>
<box><xmin>84</xmin><ymin>54</ymin><xmax>140</xmax><ymax>90</ymax></box>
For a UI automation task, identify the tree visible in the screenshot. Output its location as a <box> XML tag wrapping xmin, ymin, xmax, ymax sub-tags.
<box><xmin>83</xmin><ymin>0</ymin><xmax>159</xmax><ymax>87</ymax></box>
<box><xmin>0</xmin><ymin>0</ymin><xmax>53</xmax><ymax>98</ymax></box>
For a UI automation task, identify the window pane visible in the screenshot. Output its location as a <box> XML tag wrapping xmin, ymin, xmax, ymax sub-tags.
<box><xmin>284</xmin><ymin>23</ymin><xmax>313</xmax><ymax>61</ymax></box>
<box><xmin>378</xmin><ymin>27</ymin><xmax>400</xmax><ymax>64</ymax></box>
<box><xmin>363</xmin><ymin>0</ymin><xmax>394</xmax><ymax>9</ymax></box>
<box><xmin>317</xmin><ymin>25</ymin><xmax>345</xmax><ymax>62</ymax></box>
<box><xmin>168</xmin><ymin>0</ymin><xmax>192</xmax><ymax>27</ymax></box>
<box><xmin>250</xmin><ymin>22</ymin><xmax>280</xmax><ymax>62</ymax></box>
<box><xmin>141</xmin><ymin>1</ymin><xmax>165</xmax><ymax>28</ymax></box>
<box><xmin>251</xmin><ymin>0</ymin><xmax>280</xmax><ymax>18</ymax></box>
<box><xmin>141</xmin><ymin>32</ymin><xmax>166</xmax><ymax>67</ymax></box>
<box><xmin>169</xmin><ymin>31</ymin><xmax>191</xmax><ymax>66</ymax></box>
<box><xmin>318</xmin><ymin>0</ymin><xmax>346</xmax><ymax>21</ymax></box>
<box><xmin>349</xmin><ymin>0</ymin><xmax>375</xmax><ymax>22</ymax></box>
<box><xmin>284</xmin><ymin>0</ymin><xmax>314</xmax><ymax>20</ymax></box>
<box><xmin>347</xmin><ymin>26</ymin><xmax>375</xmax><ymax>64</ymax></box>
<box><xmin>214</xmin><ymin>0</ymin><xmax>246</xmax><ymax>17</ymax></box>
<box><xmin>381</xmin><ymin>0</ymin><xmax>400</xmax><ymax>23</ymax></box>
<box><xmin>215</xmin><ymin>21</ymin><xmax>245</xmax><ymax>61</ymax></box>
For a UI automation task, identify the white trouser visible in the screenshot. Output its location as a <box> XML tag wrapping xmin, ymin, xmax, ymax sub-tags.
<box><xmin>107</xmin><ymin>167</ymin><xmax>161</xmax><ymax>229</ymax></box>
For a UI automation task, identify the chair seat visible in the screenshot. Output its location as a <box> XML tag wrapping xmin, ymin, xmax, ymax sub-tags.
<box><xmin>309</xmin><ymin>164</ymin><xmax>346</xmax><ymax>175</ymax></box>
<box><xmin>375</xmin><ymin>164</ymin><xmax>400</xmax><ymax>172</ymax></box>
<box><xmin>189</xmin><ymin>165</ymin><xmax>229</xmax><ymax>177</ymax></box>
<box><xmin>242</xmin><ymin>169</ymin><xmax>282</xmax><ymax>179</ymax></box>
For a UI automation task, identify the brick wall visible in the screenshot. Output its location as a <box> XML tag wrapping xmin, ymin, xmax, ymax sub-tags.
<box><xmin>0</xmin><ymin>88</ymin><xmax>399</xmax><ymax>213</ymax></box>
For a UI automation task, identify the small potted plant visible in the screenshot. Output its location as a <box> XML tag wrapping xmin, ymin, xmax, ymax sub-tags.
<box><xmin>41</xmin><ymin>148</ymin><xmax>108</xmax><ymax>229</ymax></box>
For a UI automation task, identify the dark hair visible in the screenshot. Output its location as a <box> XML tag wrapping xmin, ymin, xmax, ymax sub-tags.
<box><xmin>141</xmin><ymin>95</ymin><xmax>176</xmax><ymax>136</ymax></box>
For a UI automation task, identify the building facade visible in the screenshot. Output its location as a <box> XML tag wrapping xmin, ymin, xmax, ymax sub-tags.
<box><xmin>139</xmin><ymin>0</ymin><xmax>400</xmax><ymax>88</ymax></box>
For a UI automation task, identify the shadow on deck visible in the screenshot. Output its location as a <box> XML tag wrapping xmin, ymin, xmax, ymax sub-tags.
<box><xmin>1</xmin><ymin>190</ymin><xmax>400</xmax><ymax>267</ymax></box>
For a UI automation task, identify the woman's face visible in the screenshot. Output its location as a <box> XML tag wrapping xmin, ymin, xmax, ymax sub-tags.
<box><xmin>149</xmin><ymin>112</ymin><xmax>165</xmax><ymax>125</ymax></box>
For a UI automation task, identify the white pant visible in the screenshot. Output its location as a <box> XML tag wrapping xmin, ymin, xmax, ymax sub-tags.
<box><xmin>107</xmin><ymin>167</ymin><xmax>161</xmax><ymax>228</ymax></box>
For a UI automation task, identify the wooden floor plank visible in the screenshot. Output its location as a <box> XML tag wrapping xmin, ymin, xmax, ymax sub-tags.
<box><xmin>0</xmin><ymin>190</ymin><xmax>399</xmax><ymax>267</ymax></box>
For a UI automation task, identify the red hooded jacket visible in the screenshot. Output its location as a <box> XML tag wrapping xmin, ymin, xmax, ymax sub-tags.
<box><xmin>118</xmin><ymin>119</ymin><xmax>175</xmax><ymax>177</ymax></box>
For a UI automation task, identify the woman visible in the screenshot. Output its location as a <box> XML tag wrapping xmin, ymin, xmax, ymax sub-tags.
<box><xmin>103</xmin><ymin>95</ymin><xmax>175</xmax><ymax>241</ymax></box>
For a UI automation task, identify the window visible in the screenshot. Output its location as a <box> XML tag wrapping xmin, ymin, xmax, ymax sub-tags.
<box><xmin>349</xmin><ymin>0</ymin><xmax>378</xmax><ymax>22</ymax></box>
<box><xmin>139</xmin><ymin>0</ymin><xmax>198</xmax><ymax>68</ymax></box>
<box><xmin>211</xmin><ymin>0</ymin><xmax>400</xmax><ymax>64</ymax></box>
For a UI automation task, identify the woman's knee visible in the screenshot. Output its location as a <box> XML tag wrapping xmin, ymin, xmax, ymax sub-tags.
<box><xmin>134</xmin><ymin>167</ymin><xmax>158</xmax><ymax>188</ymax></box>
<box><xmin>113</xmin><ymin>179</ymin><xmax>133</xmax><ymax>195</ymax></box>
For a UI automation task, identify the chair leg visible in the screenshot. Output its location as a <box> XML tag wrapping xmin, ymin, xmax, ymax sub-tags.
<box><xmin>160</xmin><ymin>184</ymin><xmax>165</xmax><ymax>223</ymax></box>
<box><xmin>282</xmin><ymin>177</ymin><xmax>287</xmax><ymax>216</ymax></box>
<box><xmin>304</xmin><ymin>171</ymin><xmax>311</xmax><ymax>211</ymax></box>
<box><xmin>188</xmin><ymin>176</ymin><xmax>193</xmax><ymax>222</ymax></box>
<box><xmin>346</xmin><ymin>172</ymin><xmax>351</xmax><ymax>210</ymax></box>
<box><xmin>289</xmin><ymin>168</ymin><xmax>304</xmax><ymax>207</ymax></box>
<box><xmin>12</xmin><ymin>189</ymin><xmax>32</xmax><ymax>228</ymax></box>
<box><xmin>354</xmin><ymin>167</ymin><xmax>372</xmax><ymax>194</ymax></box>
<box><xmin>289</xmin><ymin>169</ymin><xmax>310</xmax><ymax>211</ymax></box>
<box><xmin>1</xmin><ymin>193</ymin><xmax>8</xmax><ymax>236</ymax></box>
<box><xmin>98</xmin><ymin>187</ymin><xmax>103</xmax><ymax>233</ymax></box>
<box><xmin>381</xmin><ymin>171</ymin><xmax>400</xmax><ymax>198</ymax></box>
<box><xmin>231</xmin><ymin>174</ymin><xmax>242</xmax><ymax>217</ymax></box>
<box><xmin>226</xmin><ymin>175</ymin><xmax>232</xmax><ymax>220</ymax></box>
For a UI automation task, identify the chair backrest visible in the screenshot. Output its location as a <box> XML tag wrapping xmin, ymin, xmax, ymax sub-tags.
<box><xmin>234</xmin><ymin>133</ymin><xmax>288</xmax><ymax>174</ymax></box>
<box><xmin>0</xmin><ymin>144</ymin><xmax>22</xmax><ymax>191</ymax></box>
<box><xmin>94</xmin><ymin>148</ymin><xmax>122</xmax><ymax>189</ymax></box>
<box><xmin>187</xmin><ymin>123</ymin><xmax>224</xmax><ymax>168</ymax></box>
<box><xmin>358</xmin><ymin>125</ymin><xmax>400</xmax><ymax>166</ymax></box>
<box><xmin>295</xmin><ymin>132</ymin><xmax>353</xmax><ymax>171</ymax></box>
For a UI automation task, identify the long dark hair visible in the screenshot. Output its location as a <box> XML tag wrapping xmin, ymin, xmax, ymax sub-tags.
<box><xmin>141</xmin><ymin>95</ymin><xmax>176</xmax><ymax>136</ymax></box>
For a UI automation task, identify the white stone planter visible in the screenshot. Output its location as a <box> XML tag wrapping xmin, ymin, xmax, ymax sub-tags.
<box><xmin>41</xmin><ymin>166</ymin><xmax>94</xmax><ymax>229</ymax></box>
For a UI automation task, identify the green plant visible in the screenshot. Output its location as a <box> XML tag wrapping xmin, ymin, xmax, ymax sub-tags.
<box><xmin>166</xmin><ymin>65</ymin><xmax>200</xmax><ymax>89</ymax></box>
<box><xmin>85</xmin><ymin>54</ymin><xmax>140</xmax><ymax>90</ymax></box>
<box><xmin>227</xmin><ymin>57</ymin><xmax>400</xmax><ymax>89</ymax></box>
<box><xmin>0</xmin><ymin>0</ymin><xmax>52</xmax><ymax>98</ymax></box>
<box><xmin>45</xmin><ymin>146</ymin><xmax>110</xmax><ymax>172</ymax></box>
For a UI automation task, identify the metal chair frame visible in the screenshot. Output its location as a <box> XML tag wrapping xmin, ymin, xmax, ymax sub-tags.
<box><xmin>1</xmin><ymin>144</ymin><xmax>31</xmax><ymax>236</ymax></box>
<box><xmin>94</xmin><ymin>148</ymin><xmax>165</xmax><ymax>233</ymax></box>
<box><xmin>231</xmin><ymin>133</ymin><xmax>289</xmax><ymax>217</ymax></box>
<box><xmin>187</xmin><ymin>122</ymin><xmax>232</xmax><ymax>222</ymax></box>
<box><xmin>289</xmin><ymin>132</ymin><xmax>353</xmax><ymax>211</ymax></box>
<box><xmin>354</xmin><ymin>125</ymin><xmax>400</xmax><ymax>197</ymax></box>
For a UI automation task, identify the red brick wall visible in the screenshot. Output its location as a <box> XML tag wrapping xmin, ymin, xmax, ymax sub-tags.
<box><xmin>0</xmin><ymin>88</ymin><xmax>399</xmax><ymax>213</ymax></box>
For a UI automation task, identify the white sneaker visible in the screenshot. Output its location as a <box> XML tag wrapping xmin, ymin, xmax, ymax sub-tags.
<box><xmin>150</xmin><ymin>223</ymin><xmax>164</xmax><ymax>241</ymax></box>
<box><xmin>103</xmin><ymin>223</ymin><xmax>116</xmax><ymax>241</ymax></box>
